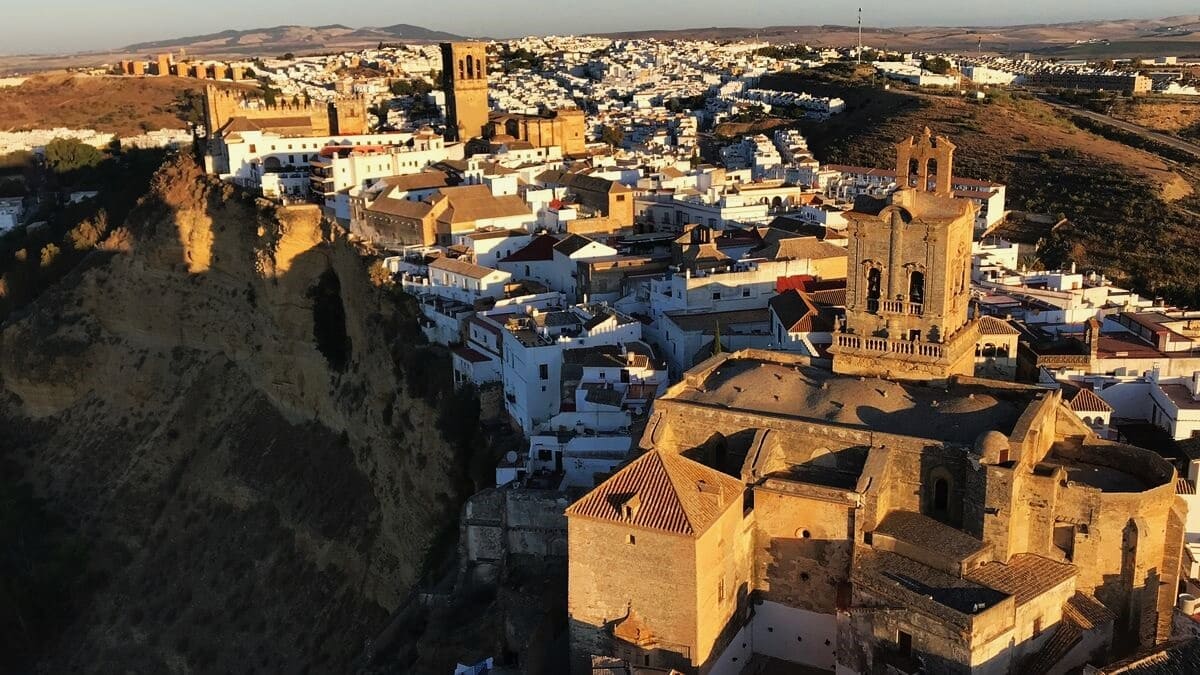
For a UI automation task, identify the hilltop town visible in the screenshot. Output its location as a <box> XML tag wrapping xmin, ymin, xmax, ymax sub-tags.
<box><xmin>7</xmin><ymin>17</ymin><xmax>1200</xmax><ymax>675</ymax></box>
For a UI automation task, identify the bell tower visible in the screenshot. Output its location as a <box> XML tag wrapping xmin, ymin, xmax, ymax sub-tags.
<box><xmin>440</xmin><ymin>42</ymin><xmax>490</xmax><ymax>143</ymax></box>
<box><xmin>830</xmin><ymin>128</ymin><xmax>980</xmax><ymax>381</ymax></box>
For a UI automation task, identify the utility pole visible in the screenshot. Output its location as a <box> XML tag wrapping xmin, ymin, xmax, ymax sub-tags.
<box><xmin>857</xmin><ymin>8</ymin><xmax>863</xmax><ymax>64</ymax></box>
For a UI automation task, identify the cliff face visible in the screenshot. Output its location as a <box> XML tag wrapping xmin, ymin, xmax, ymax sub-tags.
<box><xmin>0</xmin><ymin>157</ymin><xmax>464</xmax><ymax>672</ymax></box>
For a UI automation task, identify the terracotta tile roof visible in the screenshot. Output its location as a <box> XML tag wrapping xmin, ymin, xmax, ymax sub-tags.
<box><xmin>964</xmin><ymin>554</ymin><xmax>1077</xmax><ymax>605</ymax></box>
<box><xmin>1091</xmin><ymin>637</ymin><xmax>1200</xmax><ymax>674</ymax></box>
<box><xmin>769</xmin><ymin>290</ymin><xmax>833</xmax><ymax>333</ymax></box>
<box><xmin>978</xmin><ymin>315</ymin><xmax>1020</xmax><ymax>336</ymax></box>
<box><xmin>1063</xmin><ymin>591</ymin><xmax>1115</xmax><ymax>631</ymax></box>
<box><xmin>1068</xmin><ymin>388</ymin><xmax>1113</xmax><ymax>413</ymax></box>
<box><xmin>811</xmin><ymin>288</ymin><xmax>847</xmax><ymax>307</ymax></box>
<box><xmin>1177</xmin><ymin>478</ymin><xmax>1196</xmax><ymax>495</ymax></box>
<box><xmin>451</xmin><ymin>345</ymin><xmax>493</xmax><ymax>364</ymax></box>
<box><xmin>367</xmin><ymin>195</ymin><xmax>432</xmax><ymax>219</ymax></box>
<box><xmin>874</xmin><ymin>511</ymin><xmax>988</xmax><ymax>563</ymax></box>
<box><xmin>554</xmin><ymin>233</ymin><xmax>599</xmax><ymax>256</ymax></box>
<box><xmin>379</xmin><ymin>170</ymin><xmax>451</xmax><ymax>192</ymax></box>
<box><xmin>434</xmin><ymin>185</ymin><xmax>532</xmax><ymax>225</ymax></box>
<box><xmin>1022</xmin><ymin>620</ymin><xmax>1083</xmax><ymax>675</ymax></box>
<box><xmin>500</xmin><ymin>234</ymin><xmax>558</xmax><ymax>263</ymax></box>
<box><xmin>565</xmin><ymin>450</ymin><xmax>743</xmax><ymax>537</ymax></box>
<box><xmin>429</xmin><ymin>256</ymin><xmax>503</xmax><ymax>280</ymax></box>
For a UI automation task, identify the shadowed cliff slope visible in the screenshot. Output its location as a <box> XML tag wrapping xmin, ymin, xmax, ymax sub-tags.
<box><xmin>0</xmin><ymin>156</ymin><xmax>471</xmax><ymax>672</ymax></box>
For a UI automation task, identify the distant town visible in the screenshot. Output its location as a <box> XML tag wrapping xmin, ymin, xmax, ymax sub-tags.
<box><xmin>8</xmin><ymin>25</ymin><xmax>1200</xmax><ymax>675</ymax></box>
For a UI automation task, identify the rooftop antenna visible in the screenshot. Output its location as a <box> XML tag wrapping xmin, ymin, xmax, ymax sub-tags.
<box><xmin>857</xmin><ymin>8</ymin><xmax>863</xmax><ymax>64</ymax></box>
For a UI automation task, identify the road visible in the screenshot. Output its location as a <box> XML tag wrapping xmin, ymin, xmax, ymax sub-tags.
<box><xmin>1039</xmin><ymin>96</ymin><xmax>1200</xmax><ymax>160</ymax></box>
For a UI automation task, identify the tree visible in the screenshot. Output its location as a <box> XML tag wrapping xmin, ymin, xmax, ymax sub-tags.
<box><xmin>368</xmin><ymin>260</ymin><xmax>395</xmax><ymax>287</ymax></box>
<box><xmin>600</xmin><ymin>124</ymin><xmax>624</xmax><ymax>148</ymax></box>
<box><xmin>39</xmin><ymin>243</ymin><xmax>59</xmax><ymax>270</ymax></box>
<box><xmin>921</xmin><ymin>57</ymin><xmax>953</xmax><ymax>75</ymax></box>
<box><xmin>42</xmin><ymin>138</ymin><xmax>104</xmax><ymax>174</ymax></box>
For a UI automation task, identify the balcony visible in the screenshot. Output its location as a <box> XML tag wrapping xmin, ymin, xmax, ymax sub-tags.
<box><xmin>867</xmin><ymin>299</ymin><xmax>924</xmax><ymax>316</ymax></box>
<box><xmin>835</xmin><ymin>333</ymin><xmax>945</xmax><ymax>359</ymax></box>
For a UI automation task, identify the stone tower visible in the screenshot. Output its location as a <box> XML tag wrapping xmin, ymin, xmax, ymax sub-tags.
<box><xmin>440</xmin><ymin>42</ymin><xmax>490</xmax><ymax>143</ymax></box>
<box><xmin>830</xmin><ymin>128</ymin><xmax>980</xmax><ymax>381</ymax></box>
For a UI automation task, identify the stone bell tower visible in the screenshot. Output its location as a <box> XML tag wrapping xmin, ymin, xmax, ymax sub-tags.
<box><xmin>829</xmin><ymin>128</ymin><xmax>980</xmax><ymax>381</ymax></box>
<box><xmin>440</xmin><ymin>42</ymin><xmax>490</xmax><ymax>143</ymax></box>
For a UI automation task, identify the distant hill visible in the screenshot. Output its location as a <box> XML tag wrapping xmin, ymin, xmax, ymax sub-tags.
<box><xmin>598</xmin><ymin>15</ymin><xmax>1200</xmax><ymax>54</ymax></box>
<box><xmin>122</xmin><ymin>23</ymin><xmax>466</xmax><ymax>57</ymax></box>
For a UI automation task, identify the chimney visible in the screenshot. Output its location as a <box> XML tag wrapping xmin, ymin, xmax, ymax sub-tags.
<box><xmin>1085</xmin><ymin>317</ymin><xmax>1101</xmax><ymax>364</ymax></box>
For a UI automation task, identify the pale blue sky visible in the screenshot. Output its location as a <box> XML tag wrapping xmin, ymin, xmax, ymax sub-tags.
<box><xmin>3</xmin><ymin>1</ymin><xmax>1197</xmax><ymax>54</ymax></box>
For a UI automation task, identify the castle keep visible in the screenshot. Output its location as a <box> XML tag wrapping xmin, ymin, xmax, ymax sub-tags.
<box><xmin>566</xmin><ymin>132</ymin><xmax>1186</xmax><ymax>675</ymax></box>
<box><xmin>202</xmin><ymin>84</ymin><xmax>367</xmax><ymax>138</ymax></box>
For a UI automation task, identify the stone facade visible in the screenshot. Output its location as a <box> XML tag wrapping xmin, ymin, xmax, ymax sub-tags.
<box><xmin>832</xmin><ymin>129</ymin><xmax>978</xmax><ymax>381</ymax></box>
<box><xmin>565</xmin><ymin>130</ymin><xmax>1186</xmax><ymax>675</ymax></box>
<box><xmin>441</xmin><ymin>42</ymin><xmax>490</xmax><ymax>142</ymax></box>
<box><xmin>202</xmin><ymin>84</ymin><xmax>367</xmax><ymax>137</ymax></box>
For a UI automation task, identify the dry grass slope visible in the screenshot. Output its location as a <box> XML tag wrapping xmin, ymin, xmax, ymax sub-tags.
<box><xmin>0</xmin><ymin>73</ymin><xmax>251</xmax><ymax>136</ymax></box>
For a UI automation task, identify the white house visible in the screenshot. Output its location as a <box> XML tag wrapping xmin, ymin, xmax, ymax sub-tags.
<box><xmin>423</xmin><ymin>257</ymin><xmax>513</xmax><ymax>305</ymax></box>
<box><xmin>500</xmin><ymin>304</ymin><xmax>643</xmax><ymax>434</ymax></box>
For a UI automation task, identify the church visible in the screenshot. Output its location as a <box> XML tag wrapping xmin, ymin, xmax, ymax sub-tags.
<box><xmin>565</xmin><ymin>131</ymin><xmax>1185</xmax><ymax>674</ymax></box>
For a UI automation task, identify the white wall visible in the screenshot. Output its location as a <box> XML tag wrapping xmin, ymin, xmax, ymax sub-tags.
<box><xmin>751</xmin><ymin>601</ymin><xmax>838</xmax><ymax>670</ymax></box>
<box><xmin>709</xmin><ymin>602</ymin><xmax>838</xmax><ymax>675</ymax></box>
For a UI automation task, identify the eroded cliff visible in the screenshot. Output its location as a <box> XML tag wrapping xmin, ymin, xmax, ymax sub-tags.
<box><xmin>0</xmin><ymin>156</ymin><xmax>470</xmax><ymax>672</ymax></box>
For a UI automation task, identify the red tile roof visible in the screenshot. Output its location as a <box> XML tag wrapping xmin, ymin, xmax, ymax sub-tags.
<box><xmin>565</xmin><ymin>450</ymin><xmax>742</xmax><ymax>537</ymax></box>
<box><xmin>500</xmin><ymin>234</ymin><xmax>559</xmax><ymax>263</ymax></box>
<box><xmin>452</xmin><ymin>345</ymin><xmax>493</xmax><ymax>364</ymax></box>
<box><xmin>978</xmin><ymin>315</ymin><xmax>1020</xmax><ymax>336</ymax></box>
<box><xmin>1068</xmin><ymin>388</ymin><xmax>1113</xmax><ymax>413</ymax></box>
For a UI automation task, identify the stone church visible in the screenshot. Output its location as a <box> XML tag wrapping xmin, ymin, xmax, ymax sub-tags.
<box><xmin>565</xmin><ymin>131</ymin><xmax>1186</xmax><ymax>674</ymax></box>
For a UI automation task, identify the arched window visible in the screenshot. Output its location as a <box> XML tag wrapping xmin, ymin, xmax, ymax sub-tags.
<box><xmin>866</xmin><ymin>267</ymin><xmax>882</xmax><ymax>310</ymax></box>
<box><xmin>771</xmin><ymin>196</ymin><xmax>783</xmax><ymax>210</ymax></box>
<box><xmin>927</xmin><ymin>158</ymin><xmax>938</xmax><ymax>190</ymax></box>
<box><xmin>908</xmin><ymin>158</ymin><xmax>920</xmax><ymax>187</ymax></box>
<box><xmin>982</xmin><ymin>343</ymin><xmax>996</xmax><ymax>357</ymax></box>
<box><xmin>466</xmin><ymin>55</ymin><xmax>474</xmax><ymax>79</ymax></box>
<box><xmin>458</xmin><ymin>59</ymin><xmax>465</xmax><ymax>80</ymax></box>
<box><xmin>909</xmin><ymin>270</ymin><xmax>925</xmax><ymax>305</ymax></box>
<box><xmin>933</xmin><ymin>478</ymin><xmax>949</xmax><ymax>513</ymax></box>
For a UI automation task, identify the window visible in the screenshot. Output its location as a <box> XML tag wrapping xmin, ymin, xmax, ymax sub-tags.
<box><xmin>712</xmin><ymin>291</ymin><xmax>721</xmax><ymax>300</ymax></box>
<box><xmin>933</xmin><ymin>477</ymin><xmax>949</xmax><ymax>513</ymax></box>
<box><xmin>627</xmin><ymin>533</ymin><xmax>636</xmax><ymax>545</ymax></box>
<box><xmin>1033</xmin><ymin>616</ymin><xmax>1043</xmax><ymax>637</ymax></box>
<box><xmin>742</xmin><ymin>289</ymin><xmax>751</xmax><ymax>298</ymax></box>
<box><xmin>898</xmin><ymin>631</ymin><xmax>912</xmax><ymax>657</ymax></box>
<box><xmin>616</xmin><ymin>194</ymin><xmax>626</xmax><ymax>202</ymax></box>
<box><xmin>908</xmin><ymin>270</ymin><xmax>925</xmax><ymax>305</ymax></box>
<box><xmin>539</xmin><ymin>364</ymin><xmax>549</xmax><ymax>380</ymax></box>
<box><xmin>867</xmin><ymin>267</ymin><xmax>882</xmax><ymax>308</ymax></box>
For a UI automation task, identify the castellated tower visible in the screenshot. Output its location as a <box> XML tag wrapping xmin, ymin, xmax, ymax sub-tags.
<box><xmin>830</xmin><ymin>128</ymin><xmax>980</xmax><ymax>381</ymax></box>
<box><xmin>440</xmin><ymin>42</ymin><xmax>490</xmax><ymax>142</ymax></box>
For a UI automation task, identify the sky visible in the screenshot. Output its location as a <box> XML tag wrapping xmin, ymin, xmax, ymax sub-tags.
<box><xmin>4</xmin><ymin>0</ymin><xmax>1198</xmax><ymax>54</ymax></box>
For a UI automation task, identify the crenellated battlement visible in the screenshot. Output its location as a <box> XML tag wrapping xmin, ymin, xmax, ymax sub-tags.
<box><xmin>204</xmin><ymin>84</ymin><xmax>367</xmax><ymax>136</ymax></box>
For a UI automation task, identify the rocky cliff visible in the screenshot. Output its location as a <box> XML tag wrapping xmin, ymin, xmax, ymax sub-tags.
<box><xmin>0</xmin><ymin>156</ymin><xmax>470</xmax><ymax>672</ymax></box>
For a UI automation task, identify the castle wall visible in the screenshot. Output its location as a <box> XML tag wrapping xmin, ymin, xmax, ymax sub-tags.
<box><xmin>752</xmin><ymin>486</ymin><xmax>853</xmax><ymax>615</ymax></box>
<box><xmin>568</xmin><ymin>516</ymin><xmax>699</xmax><ymax>673</ymax></box>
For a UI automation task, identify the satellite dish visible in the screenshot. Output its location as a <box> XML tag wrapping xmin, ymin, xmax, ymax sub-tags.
<box><xmin>505</xmin><ymin>450</ymin><xmax>518</xmax><ymax>463</ymax></box>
